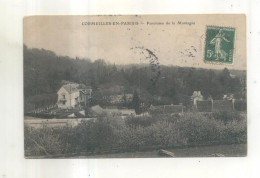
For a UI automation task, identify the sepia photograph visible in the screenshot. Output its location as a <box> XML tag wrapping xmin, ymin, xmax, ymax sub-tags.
<box><xmin>23</xmin><ymin>15</ymin><xmax>247</xmax><ymax>158</ymax></box>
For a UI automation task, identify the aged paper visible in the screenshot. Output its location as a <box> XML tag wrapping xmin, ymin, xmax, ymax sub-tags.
<box><xmin>23</xmin><ymin>15</ymin><xmax>246</xmax><ymax>158</ymax></box>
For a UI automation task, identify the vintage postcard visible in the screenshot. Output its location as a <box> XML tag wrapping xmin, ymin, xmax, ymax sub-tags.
<box><xmin>23</xmin><ymin>15</ymin><xmax>246</xmax><ymax>158</ymax></box>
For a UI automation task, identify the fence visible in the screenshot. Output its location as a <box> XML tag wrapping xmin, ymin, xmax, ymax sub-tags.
<box><xmin>28</xmin><ymin>104</ymin><xmax>57</xmax><ymax>114</ymax></box>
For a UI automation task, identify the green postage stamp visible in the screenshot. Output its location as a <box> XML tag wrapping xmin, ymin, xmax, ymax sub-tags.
<box><xmin>204</xmin><ymin>26</ymin><xmax>236</xmax><ymax>64</ymax></box>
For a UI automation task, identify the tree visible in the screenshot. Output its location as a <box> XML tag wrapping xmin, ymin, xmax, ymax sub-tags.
<box><xmin>112</xmin><ymin>63</ymin><xmax>117</xmax><ymax>72</ymax></box>
<box><xmin>132</xmin><ymin>90</ymin><xmax>141</xmax><ymax>114</ymax></box>
<box><xmin>123</xmin><ymin>92</ymin><xmax>127</xmax><ymax>107</ymax></box>
<box><xmin>89</xmin><ymin>69</ymin><xmax>97</xmax><ymax>91</ymax></box>
<box><xmin>219</xmin><ymin>68</ymin><xmax>232</xmax><ymax>94</ymax></box>
<box><xmin>90</xmin><ymin>89</ymin><xmax>104</xmax><ymax>106</ymax></box>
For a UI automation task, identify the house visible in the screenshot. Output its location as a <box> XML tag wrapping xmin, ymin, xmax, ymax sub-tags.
<box><xmin>57</xmin><ymin>83</ymin><xmax>92</xmax><ymax>109</ymax></box>
<box><xmin>223</xmin><ymin>93</ymin><xmax>234</xmax><ymax>101</ymax></box>
<box><xmin>191</xmin><ymin>91</ymin><xmax>203</xmax><ymax>107</ymax></box>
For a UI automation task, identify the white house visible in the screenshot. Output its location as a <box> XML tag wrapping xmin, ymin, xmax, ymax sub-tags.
<box><xmin>191</xmin><ymin>91</ymin><xmax>203</xmax><ymax>107</ymax></box>
<box><xmin>57</xmin><ymin>83</ymin><xmax>92</xmax><ymax>109</ymax></box>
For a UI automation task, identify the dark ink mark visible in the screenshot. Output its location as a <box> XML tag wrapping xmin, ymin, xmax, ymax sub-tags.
<box><xmin>131</xmin><ymin>46</ymin><xmax>161</xmax><ymax>86</ymax></box>
<box><xmin>179</xmin><ymin>45</ymin><xmax>197</xmax><ymax>58</ymax></box>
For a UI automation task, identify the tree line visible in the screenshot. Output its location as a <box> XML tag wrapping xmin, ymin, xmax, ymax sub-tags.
<box><xmin>24</xmin><ymin>45</ymin><xmax>246</xmax><ymax>109</ymax></box>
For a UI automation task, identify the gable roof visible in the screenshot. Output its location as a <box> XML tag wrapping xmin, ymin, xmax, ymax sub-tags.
<box><xmin>80</xmin><ymin>89</ymin><xmax>92</xmax><ymax>95</ymax></box>
<box><xmin>62</xmin><ymin>84</ymin><xmax>79</xmax><ymax>94</ymax></box>
<box><xmin>90</xmin><ymin>105</ymin><xmax>104</xmax><ymax>114</ymax></box>
<box><xmin>61</xmin><ymin>83</ymin><xmax>92</xmax><ymax>94</ymax></box>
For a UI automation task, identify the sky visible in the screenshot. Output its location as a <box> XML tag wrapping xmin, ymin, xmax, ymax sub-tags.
<box><xmin>23</xmin><ymin>15</ymin><xmax>246</xmax><ymax>70</ymax></box>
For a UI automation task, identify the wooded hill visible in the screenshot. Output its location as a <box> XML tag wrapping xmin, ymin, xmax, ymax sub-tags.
<box><xmin>24</xmin><ymin>45</ymin><xmax>246</xmax><ymax>109</ymax></box>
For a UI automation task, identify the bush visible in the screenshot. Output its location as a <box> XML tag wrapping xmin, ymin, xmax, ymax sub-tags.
<box><xmin>234</xmin><ymin>100</ymin><xmax>247</xmax><ymax>111</ymax></box>
<box><xmin>223</xmin><ymin>120</ymin><xmax>247</xmax><ymax>144</ymax></box>
<box><xmin>24</xmin><ymin>125</ymin><xmax>75</xmax><ymax>156</ymax></box>
<box><xmin>24</xmin><ymin>112</ymin><xmax>247</xmax><ymax>157</ymax></box>
<box><xmin>177</xmin><ymin>113</ymin><xmax>246</xmax><ymax>145</ymax></box>
<box><xmin>211</xmin><ymin>111</ymin><xmax>245</xmax><ymax>123</ymax></box>
<box><xmin>125</xmin><ymin>116</ymin><xmax>157</xmax><ymax>128</ymax></box>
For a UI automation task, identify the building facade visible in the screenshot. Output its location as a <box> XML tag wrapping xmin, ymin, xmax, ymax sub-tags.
<box><xmin>57</xmin><ymin>83</ymin><xmax>92</xmax><ymax>109</ymax></box>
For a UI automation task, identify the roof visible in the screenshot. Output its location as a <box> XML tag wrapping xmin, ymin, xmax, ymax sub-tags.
<box><xmin>90</xmin><ymin>105</ymin><xmax>104</xmax><ymax>114</ymax></box>
<box><xmin>191</xmin><ymin>91</ymin><xmax>203</xmax><ymax>99</ymax></box>
<box><xmin>62</xmin><ymin>84</ymin><xmax>80</xmax><ymax>94</ymax></box>
<box><xmin>80</xmin><ymin>89</ymin><xmax>92</xmax><ymax>95</ymax></box>
<box><xmin>119</xmin><ymin>109</ymin><xmax>136</xmax><ymax>115</ymax></box>
<box><xmin>61</xmin><ymin>83</ymin><xmax>92</xmax><ymax>94</ymax></box>
<box><xmin>103</xmin><ymin>109</ymin><xmax>120</xmax><ymax>113</ymax></box>
<box><xmin>103</xmin><ymin>106</ymin><xmax>118</xmax><ymax>109</ymax></box>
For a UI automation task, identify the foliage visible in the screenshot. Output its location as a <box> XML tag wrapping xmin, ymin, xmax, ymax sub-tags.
<box><xmin>132</xmin><ymin>90</ymin><xmax>141</xmax><ymax>114</ymax></box>
<box><xmin>210</xmin><ymin>111</ymin><xmax>245</xmax><ymax>124</ymax></box>
<box><xmin>24</xmin><ymin>46</ymin><xmax>246</xmax><ymax>110</ymax></box>
<box><xmin>25</xmin><ymin>112</ymin><xmax>247</xmax><ymax>157</ymax></box>
<box><xmin>234</xmin><ymin>100</ymin><xmax>247</xmax><ymax>111</ymax></box>
<box><xmin>24</xmin><ymin>125</ymin><xmax>76</xmax><ymax>156</ymax></box>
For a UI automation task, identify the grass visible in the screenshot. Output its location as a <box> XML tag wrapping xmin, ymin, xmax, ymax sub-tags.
<box><xmin>24</xmin><ymin>112</ymin><xmax>247</xmax><ymax>158</ymax></box>
<box><xmin>82</xmin><ymin>144</ymin><xmax>247</xmax><ymax>158</ymax></box>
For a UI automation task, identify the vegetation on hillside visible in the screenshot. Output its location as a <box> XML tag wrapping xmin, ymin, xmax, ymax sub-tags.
<box><xmin>24</xmin><ymin>45</ymin><xmax>246</xmax><ymax>110</ymax></box>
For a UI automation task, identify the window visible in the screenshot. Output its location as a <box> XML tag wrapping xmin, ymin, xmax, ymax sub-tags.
<box><xmin>62</xmin><ymin>101</ymin><xmax>66</xmax><ymax>105</ymax></box>
<box><xmin>63</xmin><ymin>94</ymin><xmax>66</xmax><ymax>99</ymax></box>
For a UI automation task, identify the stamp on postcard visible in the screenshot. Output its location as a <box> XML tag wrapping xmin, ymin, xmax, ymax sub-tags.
<box><xmin>204</xmin><ymin>26</ymin><xmax>235</xmax><ymax>64</ymax></box>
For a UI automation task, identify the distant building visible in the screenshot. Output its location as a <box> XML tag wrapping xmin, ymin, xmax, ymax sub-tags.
<box><xmin>229</xmin><ymin>73</ymin><xmax>236</xmax><ymax>78</ymax></box>
<box><xmin>57</xmin><ymin>83</ymin><xmax>92</xmax><ymax>109</ymax></box>
<box><xmin>191</xmin><ymin>91</ymin><xmax>203</xmax><ymax>107</ymax></box>
<box><xmin>223</xmin><ymin>93</ymin><xmax>234</xmax><ymax>101</ymax></box>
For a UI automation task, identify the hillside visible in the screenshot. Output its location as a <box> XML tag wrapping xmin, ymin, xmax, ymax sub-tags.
<box><xmin>24</xmin><ymin>45</ymin><xmax>246</xmax><ymax>110</ymax></box>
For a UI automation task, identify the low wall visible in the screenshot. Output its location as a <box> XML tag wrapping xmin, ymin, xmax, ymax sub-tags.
<box><xmin>24</xmin><ymin>118</ymin><xmax>95</xmax><ymax>129</ymax></box>
<box><xmin>212</xmin><ymin>100</ymin><xmax>234</xmax><ymax>112</ymax></box>
<box><xmin>195</xmin><ymin>99</ymin><xmax>245</xmax><ymax>112</ymax></box>
<box><xmin>197</xmin><ymin>100</ymin><xmax>212</xmax><ymax>112</ymax></box>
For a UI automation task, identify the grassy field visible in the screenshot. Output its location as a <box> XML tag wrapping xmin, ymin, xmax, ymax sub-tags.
<box><xmin>24</xmin><ymin>112</ymin><xmax>246</xmax><ymax>158</ymax></box>
<box><xmin>82</xmin><ymin>144</ymin><xmax>246</xmax><ymax>158</ymax></box>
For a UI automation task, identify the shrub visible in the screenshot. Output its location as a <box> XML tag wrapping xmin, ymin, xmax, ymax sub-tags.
<box><xmin>75</xmin><ymin>118</ymin><xmax>116</xmax><ymax>152</ymax></box>
<box><xmin>234</xmin><ymin>100</ymin><xmax>247</xmax><ymax>111</ymax></box>
<box><xmin>223</xmin><ymin>120</ymin><xmax>247</xmax><ymax>144</ymax></box>
<box><xmin>24</xmin><ymin>112</ymin><xmax>247</xmax><ymax>157</ymax></box>
<box><xmin>24</xmin><ymin>125</ymin><xmax>75</xmax><ymax>156</ymax></box>
<box><xmin>125</xmin><ymin>116</ymin><xmax>158</xmax><ymax>128</ymax></box>
<box><xmin>211</xmin><ymin>111</ymin><xmax>245</xmax><ymax>123</ymax></box>
<box><xmin>177</xmin><ymin>113</ymin><xmax>246</xmax><ymax>145</ymax></box>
